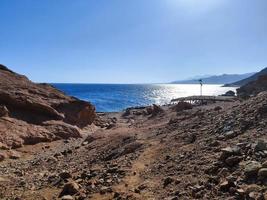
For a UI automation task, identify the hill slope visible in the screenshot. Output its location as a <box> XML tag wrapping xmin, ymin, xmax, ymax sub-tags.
<box><xmin>172</xmin><ymin>73</ymin><xmax>254</xmax><ymax>84</ymax></box>
<box><xmin>0</xmin><ymin>64</ymin><xmax>96</xmax><ymax>148</ymax></box>
<box><xmin>225</xmin><ymin>67</ymin><xmax>267</xmax><ymax>86</ymax></box>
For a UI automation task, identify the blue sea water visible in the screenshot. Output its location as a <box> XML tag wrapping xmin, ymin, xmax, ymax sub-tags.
<box><xmin>52</xmin><ymin>84</ymin><xmax>237</xmax><ymax>112</ymax></box>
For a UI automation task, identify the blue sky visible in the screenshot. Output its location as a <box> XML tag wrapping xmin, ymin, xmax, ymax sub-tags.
<box><xmin>0</xmin><ymin>0</ymin><xmax>267</xmax><ymax>83</ymax></box>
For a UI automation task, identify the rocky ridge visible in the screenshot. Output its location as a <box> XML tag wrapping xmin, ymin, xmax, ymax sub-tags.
<box><xmin>0</xmin><ymin>64</ymin><xmax>96</xmax><ymax>149</ymax></box>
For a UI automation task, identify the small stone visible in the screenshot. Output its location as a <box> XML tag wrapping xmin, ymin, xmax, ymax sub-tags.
<box><xmin>8</xmin><ymin>150</ymin><xmax>21</xmax><ymax>159</ymax></box>
<box><xmin>59</xmin><ymin>171</ymin><xmax>72</xmax><ymax>180</ymax></box>
<box><xmin>236</xmin><ymin>188</ymin><xmax>245</xmax><ymax>196</ymax></box>
<box><xmin>134</xmin><ymin>188</ymin><xmax>140</xmax><ymax>193</ymax></box>
<box><xmin>214</xmin><ymin>106</ymin><xmax>222</xmax><ymax>111</ymax></box>
<box><xmin>0</xmin><ymin>142</ymin><xmax>9</xmax><ymax>150</ymax></box>
<box><xmin>0</xmin><ymin>105</ymin><xmax>9</xmax><ymax>117</ymax></box>
<box><xmin>219</xmin><ymin>180</ymin><xmax>235</xmax><ymax>192</ymax></box>
<box><xmin>254</xmin><ymin>140</ymin><xmax>267</xmax><ymax>152</ymax></box>
<box><xmin>225</xmin><ymin>156</ymin><xmax>242</xmax><ymax>167</ymax></box>
<box><xmin>61</xmin><ymin>195</ymin><xmax>74</xmax><ymax>200</ymax></box>
<box><xmin>163</xmin><ymin>177</ymin><xmax>173</xmax><ymax>188</ymax></box>
<box><xmin>244</xmin><ymin>161</ymin><xmax>262</xmax><ymax>177</ymax></box>
<box><xmin>258</xmin><ymin>168</ymin><xmax>267</xmax><ymax>179</ymax></box>
<box><xmin>0</xmin><ymin>152</ymin><xmax>7</xmax><ymax>162</ymax></box>
<box><xmin>262</xmin><ymin>161</ymin><xmax>267</xmax><ymax>168</ymax></box>
<box><xmin>113</xmin><ymin>192</ymin><xmax>120</xmax><ymax>198</ymax></box>
<box><xmin>99</xmin><ymin>186</ymin><xmax>112</xmax><ymax>194</ymax></box>
<box><xmin>220</xmin><ymin>146</ymin><xmax>241</xmax><ymax>160</ymax></box>
<box><xmin>224</xmin><ymin>131</ymin><xmax>236</xmax><ymax>139</ymax></box>
<box><xmin>59</xmin><ymin>181</ymin><xmax>80</xmax><ymax>197</ymax></box>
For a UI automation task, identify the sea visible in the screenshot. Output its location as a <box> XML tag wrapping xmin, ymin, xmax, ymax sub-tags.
<box><xmin>52</xmin><ymin>84</ymin><xmax>237</xmax><ymax>112</ymax></box>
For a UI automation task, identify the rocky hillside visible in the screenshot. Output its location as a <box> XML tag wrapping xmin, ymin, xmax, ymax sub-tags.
<box><xmin>1</xmin><ymin>90</ymin><xmax>267</xmax><ymax>199</ymax></box>
<box><xmin>237</xmin><ymin>75</ymin><xmax>267</xmax><ymax>98</ymax></box>
<box><xmin>225</xmin><ymin>67</ymin><xmax>267</xmax><ymax>87</ymax></box>
<box><xmin>1</xmin><ymin>65</ymin><xmax>267</xmax><ymax>200</ymax></box>
<box><xmin>0</xmin><ymin>64</ymin><xmax>96</xmax><ymax>149</ymax></box>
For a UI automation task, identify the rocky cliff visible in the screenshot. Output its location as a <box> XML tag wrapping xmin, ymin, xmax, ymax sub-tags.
<box><xmin>0</xmin><ymin>64</ymin><xmax>96</xmax><ymax>148</ymax></box>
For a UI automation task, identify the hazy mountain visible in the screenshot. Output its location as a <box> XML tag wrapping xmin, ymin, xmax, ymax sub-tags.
<box><xmin>225</xmin><ymin>67</ymin><xmax>267</xmax><ymax>87</ymax></box>
<box><xmin>171</xmin><ymin>73</ymin><xmax>255</xmax><ymax>84</ymax></box>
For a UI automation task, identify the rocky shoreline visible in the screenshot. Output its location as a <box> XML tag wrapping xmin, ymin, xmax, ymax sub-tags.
<box><xmin>1</xmin><ymin>66</ymin><xmax>267</xmax><ymax>200</ymax></box>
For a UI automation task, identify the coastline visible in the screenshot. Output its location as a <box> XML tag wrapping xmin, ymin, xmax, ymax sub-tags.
<box><xmin>1</xmin><ymin>66</ymin><xmax>267</xmax><ymax>200</ymax></box>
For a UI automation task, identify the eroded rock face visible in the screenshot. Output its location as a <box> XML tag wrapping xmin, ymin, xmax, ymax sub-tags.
<box><xmin>0</xmin><ymin>64</ymin><xmax>96</xmax><ymax>148</ymax></box>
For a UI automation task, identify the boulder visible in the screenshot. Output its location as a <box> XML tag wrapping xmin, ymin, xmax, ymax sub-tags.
<box><xmin>221</xmin><ymin>90</ymin><xmax>236</xmax><ymax>97</ymax></box>
<box><xmin>59</xmin><ymin>181</ymin><xmax>80</xmax><ymax>197</ymax></box>
<box><xmin>172</xmin><ymin>102</ymin><xmax>193</xmax><ymax>112</ymax></box>
<box><xmin>0</xmin><ymin>65</ymin><xmax>96</xmax><ymax>148</ymax></box>
<box><xmin>244</xmin><ymin>161</ymin><xmax>262</xmax><ymax>177</ymax></box>
<box><xmin>220</xmin><ymin>146</ymin><xmax>241</xmax><ymax>160</ymax></box>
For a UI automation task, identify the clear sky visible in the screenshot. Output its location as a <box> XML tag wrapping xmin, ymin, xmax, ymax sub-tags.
<box><xmin>0</xmin><ymin>0</ymin><xmax>267</xmax><ymax>83</ymax></box>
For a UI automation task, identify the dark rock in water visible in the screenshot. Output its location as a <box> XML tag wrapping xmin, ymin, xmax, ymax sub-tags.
<box><xmin>221</xmin><ymin>90</ymin><xmax>236</xmax><ymax>97</ymax></box>
<box><xmin>0</xmin><ymin>64</ymin><xmax>96</xmax><ymax>148</ymax></box>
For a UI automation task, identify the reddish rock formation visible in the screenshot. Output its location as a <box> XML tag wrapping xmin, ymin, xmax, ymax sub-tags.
<box><xmin>0</xmin><ymin>64</ymin><xmax>96</xmax><ymax>148</ymax></box>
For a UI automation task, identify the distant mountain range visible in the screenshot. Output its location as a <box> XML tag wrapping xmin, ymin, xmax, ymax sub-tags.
<box><xmin>225</xmin><ymin>67</ymin><xmax>267</xmax><ymax>87</ymax></box>
<box><xmin>171</xmin><ymin>73</ymin><xmax>255</xmax><ymax>85</ymax></box>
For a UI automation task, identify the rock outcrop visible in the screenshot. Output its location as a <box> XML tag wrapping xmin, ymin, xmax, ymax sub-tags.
<box><xmin>237</xmin><ymin>75</ymin><xmax>267</xmax><ymax>98</ymax></box>
<box><xmin>0</xmin><ymin>64</ymin><xmax>96</xmax><ymax>148</ymax></box>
